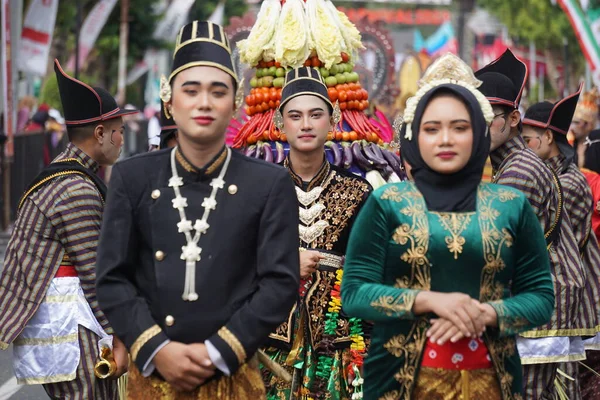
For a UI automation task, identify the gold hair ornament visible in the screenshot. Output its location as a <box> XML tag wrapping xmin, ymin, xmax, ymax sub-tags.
<box><xmin>159</xmin><ymin>75</ymin><xmax>172</xmax><ymax>119</ymax></box>
<box><xmin>402</xmin><ymin>53</ymin><xmax>494</xmax><ymax>141</ymax></box>
<box><xmin>273</xmin><ymin>109</ymin><xmax>284</xmax><ymax>131</ymax></box>
<box><xmin>235</xmin><ymin>78</ymin><xmax>245</xmax><ymax>111</ymax></box>
<box><xmin>390</xmin><ymin>114</ymin><xmax>404</xmax><ymax>151</ymax></box>
<box><xmin>332</xmin><ymin>101</ymin><xmax>341</xmax><ymax>126</ymax></box>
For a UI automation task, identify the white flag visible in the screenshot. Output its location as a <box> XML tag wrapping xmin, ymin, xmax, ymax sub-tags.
<box><xmin>67</xmin><ymin>0</ymin><xmax>118</xmax><ymax>70</ymax></box>
<box><xmin>153</xmin><ymin>0</ymin><xmax>195</xmax><ymax>40</ymax></box>
<box><xmin>127</xmin><ymin>0</ymin><xmax>195</xmax><ymax>83</ymax></box>
<box><xmin>208</xmin><ymin>1</ymin><xmax>226</xmax><ymax>25</ymax></box>
<box><xmin>18</xmin><ymin>0</ymin><xmax>59</xmax><ymax>76</ymax></box>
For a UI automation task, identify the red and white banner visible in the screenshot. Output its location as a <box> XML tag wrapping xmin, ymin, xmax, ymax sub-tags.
<box><xmin>18</xmin><ymin>0</ymin><xmax>58</xmax><ymax>76</ymax></box>
<box><xmin>2</xmin><ymin>0</ymin><xmax>14</xmax><ymax>157</ymax></box>
<box><xmin>67</xmin><ymin>0</ymin><xmax>118</xmax><ymax>71</ymax></box>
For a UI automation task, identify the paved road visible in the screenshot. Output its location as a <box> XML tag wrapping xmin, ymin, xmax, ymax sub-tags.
<box><xmin>0</xmin><ymin>233</ymin><xmax>47</xmax><ymax>400</ymax></box>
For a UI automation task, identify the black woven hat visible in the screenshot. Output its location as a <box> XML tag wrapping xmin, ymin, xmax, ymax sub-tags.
<box><xmin>169</xmin><ymin>21</ymin><xmax>237</xmax><ymax>85</ymax></box>
<box><xmin>523</xmin><ymin>83</ymin><xmax>583</xmax><ymax>135</ymax></box>
<box><xmin>475</xmin><ymin>49</ymin><xmax>528</xmax><ymax>109</ymax></box>
<box><xmin>54</xmin><ymin>59</ymin><xmax>137</xmax><ymax>126</ymax></box>
<box><xmin>279</xmin><ymin>67</ymin><xmax>333</xmax><ymax>113</ymax></box>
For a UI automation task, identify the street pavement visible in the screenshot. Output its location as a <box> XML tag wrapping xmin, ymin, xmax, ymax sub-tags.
<box><xmin>0</xmin><ymin>233</ymin><xmax>47</xmax><ymax>400</ymax></box>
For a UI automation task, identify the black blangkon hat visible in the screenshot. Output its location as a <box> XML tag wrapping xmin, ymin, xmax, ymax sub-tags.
<box><xmin>475</xmin><ymin>49</ymin><xmax>528</xmax><ymax>109</ymax></box>
<box><xmin>54</xmin><ymin>59</ymin><xmax>137</xmax><ymax>126</ymax></box>
<box><xmin>523</xmin><ymin>83</ymin><xmax>583</xmax><ymax>136</ymax></box>
<box><xmin>279</xmin><ymin>67</ymin><xmax>333</xmax><ymax>113</ymax></box>
<box><xmin>169</xmin><ymin>21</ymin><xmax>238</xmax><ymax>86</ymax></box>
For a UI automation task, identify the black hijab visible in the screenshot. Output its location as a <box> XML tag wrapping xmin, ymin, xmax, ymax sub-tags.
<box><xmin>400</xmin><ymin>84</ymin><xmax>491</xmax><ymax>212</ymax></box>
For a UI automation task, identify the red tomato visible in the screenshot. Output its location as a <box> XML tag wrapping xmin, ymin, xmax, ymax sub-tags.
<box><xmin>328</xmin><ymin>88</ymin><xmax>339</xmax><ymax>102</ymax></box>
<box><xmin>338</xmin><ymin>91</ymin><xmax>348</xmax><ymax>102</ymax></box>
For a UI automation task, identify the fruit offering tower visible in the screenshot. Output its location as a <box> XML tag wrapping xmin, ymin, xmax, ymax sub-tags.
<box><xmin>231</xmin><ymin>0</ymin><xmax>405</xmax><ymax>185</ymax></box>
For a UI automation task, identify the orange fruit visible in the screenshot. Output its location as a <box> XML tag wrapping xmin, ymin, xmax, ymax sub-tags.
<box><xmin>349</xmin><ymin>131</ymin><xmax>358</xmax><ymax>141</ymax></box>
<box><xmin>342</xmin><ymin>131</ymin><xmax>350</xmax><ymax>142</ymax></box>
<box><xmin>335</xmin><ymin>131</ymin><xmax>343</xmax><ymax>141</ymax></box>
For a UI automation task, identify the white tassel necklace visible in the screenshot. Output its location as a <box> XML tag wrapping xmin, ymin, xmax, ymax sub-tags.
<box><xmin>169</xmin><ymin>146</ymin><xmax>231</xmax><ymax>301</ymax></box>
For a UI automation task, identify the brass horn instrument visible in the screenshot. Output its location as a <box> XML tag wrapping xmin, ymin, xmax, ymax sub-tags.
<box><xmin>94</xmin><ymin>346</ymin><xmax>117</xmax><ymax>379</ymax></box>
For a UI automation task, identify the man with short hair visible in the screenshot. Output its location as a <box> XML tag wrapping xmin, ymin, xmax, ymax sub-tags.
<box><xmin>95</xmin><ymin>21</ymin><xmax>300</xmax><ymax>398</ymax></box>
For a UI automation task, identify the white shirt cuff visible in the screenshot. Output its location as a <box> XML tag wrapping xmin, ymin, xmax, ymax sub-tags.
<box><xmin>141</xmin><ymin>339</ymin><xmax>170</xmax><ymax>377</ymax></box>
<box><xmin>205</xmin><ymin>340</ymin><xmax>231</xmax><ymax>376</ymax></box>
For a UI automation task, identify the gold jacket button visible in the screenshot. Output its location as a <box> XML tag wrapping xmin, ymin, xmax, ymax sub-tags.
<box><xmin>155</xmin><ymin>250</ymin><xmax>165</xmax><ymax>261</ymax></box>
<box><xmin>165</xmin><ymin>315</ymin><xmax>175</xmax><ymax>327</ymax></box>
<box><xmin>228</xmin><ymin>184</ymin><xmax>238</xmax><ymax>195</ymax></box>
<box><xmin>151</xmin><ymin>189</ymin><xmax>161</xmax><ymax>199</ymax></box>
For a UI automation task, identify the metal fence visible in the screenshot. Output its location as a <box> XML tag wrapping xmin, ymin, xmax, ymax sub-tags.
<box><xmin>0</xmin><ymin>121</ymin><xmax>150</xmax><ymax>227</ymax></box>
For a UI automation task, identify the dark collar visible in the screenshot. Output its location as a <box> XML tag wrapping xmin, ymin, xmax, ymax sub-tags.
<box><xmin>490</xmin><ymin>135</ymin><xmax>527</xmax><ymax>171</ymax></box>
<box><xmin>59</xmin><ymin>143</ymin><xmax>99</xmax><ymax>173</ymax></box>
<box><xmin>175</xmin><ymin>145</ymin><xmax>227</xmax><ymax>181</ymax></box>
<box><xmin>285</xmin><ymin>155</ymin><xmax>330</xmax><ymax>191</ymax></box>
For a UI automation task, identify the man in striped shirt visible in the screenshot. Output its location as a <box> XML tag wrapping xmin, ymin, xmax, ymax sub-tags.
<box><xmin>477</xmin><ymin>49</ymin><xmax>588</xmax><ymax>400</ymax></box>
<box><xmin>0</xmin><ymin>60</ymin><xmax>136</xmax><ymax>399</ymax></box>
<box><xmin>523</xmin><ymin>86</ymin><xmax>600</xmax><ymax>399</ymax></box>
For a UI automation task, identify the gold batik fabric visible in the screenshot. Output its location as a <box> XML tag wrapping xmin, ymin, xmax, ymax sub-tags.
<box><xmin>412</xmin><ymin>367</ymin><xmax>502</xmax><ymax>400</ymax></box>
<box><xmin>126</xmin><ymin>359</ymin><xmax>266</xmax><ymax>399</ymax></box>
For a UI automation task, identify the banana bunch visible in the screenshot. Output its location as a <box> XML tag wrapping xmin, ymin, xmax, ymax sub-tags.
<box><xmin>237</xmin><ymin>0</ymin><xmax>281</xmax><ymax>66</ymax></box>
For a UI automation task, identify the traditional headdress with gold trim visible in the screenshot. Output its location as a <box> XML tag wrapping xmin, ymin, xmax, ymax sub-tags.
<box><xmin>574</xmin><ymin>87</ymin><xmax>599</xmax><ymax>125</ymax></box>
<box><xmin>401</xmin><ymin>53</ymin><xmax>494</xmax><ymax>141</ymax></box>
<box><xmin>273</xmin><ymin>66</ymin><xmax>340</xmax><ymax>130</ymax></box>
<box><xmin>159</xmin><ymin>20</ymin><xmax>240</xmax><ymax>113</ymax></box>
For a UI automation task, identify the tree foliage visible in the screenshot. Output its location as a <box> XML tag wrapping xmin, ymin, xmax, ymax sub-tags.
<box><xmin>477</xmin><ymin>0</ymin><xmax>585</xmax><ymax>74</ymax></box>
<box><xmin>189</xmin><ymin>0</ymin><xmax>248</xmax><ymax>24</ymax></box>
<box><xmin>37</xmin><ymin>0</ymin><xmax>249</xmax><ymax>107</ymax></box>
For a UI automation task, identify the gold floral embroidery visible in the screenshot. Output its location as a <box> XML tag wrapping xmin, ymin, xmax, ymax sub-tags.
<box><xmin>478</xmin><ymin>184</ymin><xmax>522</xmax><ymax>400</ymax></box>
<box><xmin>489</xmin><ymin>300</ymin><xmax>531</xmax><ymax>335</ymax></box>
<box><xmin>434</xmin><ymin>212</ymin><xmax>473</xmax><ymax>259</ymax></box>
<box><xmin>378</xmin><ymin>390</ymin><xmax>400</xmax><ymax>400</ymax></box>
<box><xmin>381</xmin><ymin>186</ymin><xmax>402</xmax><ymax>201</ymax></box>
<box><xmin>478</xmin><ymin>185</ymin><xmax>515</xmax><ymax>303</ymax></box>
<box><xmin>390</xmin><ymin>183</ymin><xmax>430</xmax><ymax>291</ymax></box>
<box><xmin>370</xmin><ymin>291</ymin><xmax>419</xmax><ymax>317</ymax></box>
<box><xmin>498</xmin><ymin>188</ymin><xmax>519</xmax><ymax>202</ymax></box>
<box><xmin>389</xmin><ymin>319</ymin><xmax>428</xmax><ymax>397</ymax></box>
<box><xmin>485</xmin><ymin>335</ymin><xmax>517</xmax><ymax>400</ymax></box>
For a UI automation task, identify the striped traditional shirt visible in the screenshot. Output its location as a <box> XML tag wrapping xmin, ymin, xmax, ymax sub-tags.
<box><xmin>0</xmin><ymin>143</ymin><xmax>111</xmax><ymax>349</ymax></box>
<box><xmin>491</xmin><ymin>136</ymin><xmax>588</xmax><ymax>336</ymax></box>
<box><xmin>547</xmin><ymin>155</ymin><xmax>600</xmax><ymax>332</ymax></box>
